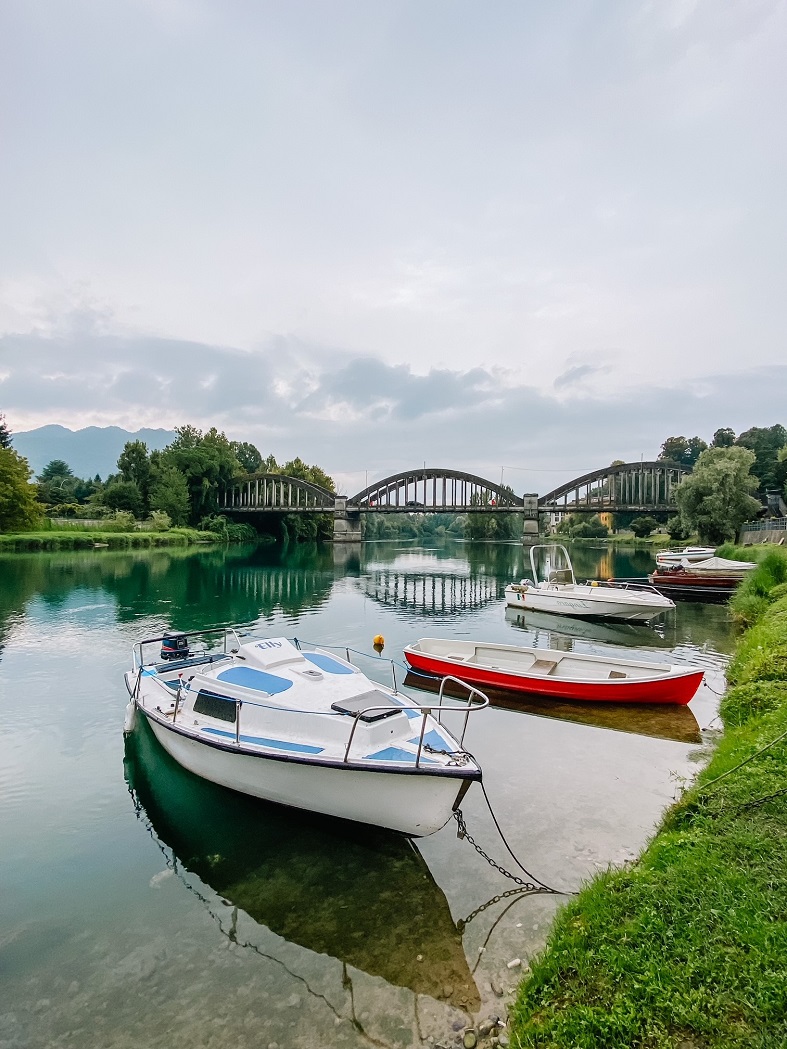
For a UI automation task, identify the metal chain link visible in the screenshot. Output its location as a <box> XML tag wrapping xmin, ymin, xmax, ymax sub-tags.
<box><xmin>453</xmin><ymin>808</ymin><xmax>546</xmax><ymax>892</ymax></box>
<box><xmin>424</xmin><ymin>742</ymin><xmax>471</xmax><ymax>767</ymax></box>
<box><xmin>456</xmin><ymin>885</ymin><xmax>540</xmax><ymax>932</ymax></box>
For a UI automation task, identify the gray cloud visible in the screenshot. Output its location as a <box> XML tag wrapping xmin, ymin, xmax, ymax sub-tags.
<box><xmin>3</xmin><ymin>326</ymin><xmax>784</xmax><ymax>495</ymax></box>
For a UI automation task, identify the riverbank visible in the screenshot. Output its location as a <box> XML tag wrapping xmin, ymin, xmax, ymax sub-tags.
<box><xmin>509</xmin><ymin>551</ymin><xmax>787</xmax><ymax>1049</ymax></box>
<box><xmin>0</xmin><ymin>526</ymin><xmax>224</xmax><ymax>551</ymax></box>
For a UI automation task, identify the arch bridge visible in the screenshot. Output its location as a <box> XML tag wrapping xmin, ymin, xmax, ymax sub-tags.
<box><xmin>221</xmin><ymin>461</ymin><xmax>688</xmax><ymax>541</ymax></box>
<box><xmin>538</xmin><ymin>460</ymin><xmax>687</xmax><ymax>514</ymax></box>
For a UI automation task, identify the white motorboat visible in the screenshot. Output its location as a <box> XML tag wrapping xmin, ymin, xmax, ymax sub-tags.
<box><xmin>504</xmin><ymin>544</ymin><xmax>675</xmax><ymax>622</ymax></box>
<box><xmin>124</xmin><ymin>629</ymin><xmax>486</xmax><ymax>837</ymax></box>
<box><xmin>655</xmin><ymin>546</ymin><xmax>716</xmax><ymax>567</ymax></box>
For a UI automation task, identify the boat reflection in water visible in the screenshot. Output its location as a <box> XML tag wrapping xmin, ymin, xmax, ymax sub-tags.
<box><xmin>505</xmin><ymin>606</ymin><xmax>672</xmax><ymax>650</ymax></box>
<box><xmin>124</xmin><ymin>717</ymin><xmax>480</xmax><ymax>1010</ymax></box>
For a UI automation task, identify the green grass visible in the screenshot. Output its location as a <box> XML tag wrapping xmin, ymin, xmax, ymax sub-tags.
<box><xmin>729</xmin><ymin>549</ymin><xmax>787</xmax><ymax>627</ymax></box>
<box><xmin>510</xmin><ymin>593</ymin><xmax>787</xmax><ymax>1048</ymax></box>
<box><xmin>0</xmin><ymin>527</ymin><xmax>222</xmax><ymax>551</ymax></box>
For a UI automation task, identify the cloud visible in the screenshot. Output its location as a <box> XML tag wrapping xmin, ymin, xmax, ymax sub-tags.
<box><xmin>3</xmin><ymin>326</ymin><xmax>785</xmax><ymax>496</ymax></box>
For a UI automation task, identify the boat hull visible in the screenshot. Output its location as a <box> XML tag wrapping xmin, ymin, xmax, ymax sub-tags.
<box><xmin>141</xmin><ymin>709</ymin><xmax>473</xmax><ymax>837</ymax></box>
<box><xmin>505</xmin><ymin>587</ymin><xmax>669</xmax><ymax>622</ymax></box>
<box><xmin>404</xmin><ymin>650</ymin><xmax>703</xmax><ymax>706</ymax></box>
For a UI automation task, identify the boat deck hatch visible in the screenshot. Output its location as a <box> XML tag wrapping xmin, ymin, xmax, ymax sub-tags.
<box><xmin>331</xmin><ymin>689</ymin><xmax>403</xmax><ymax>722</ymax></box>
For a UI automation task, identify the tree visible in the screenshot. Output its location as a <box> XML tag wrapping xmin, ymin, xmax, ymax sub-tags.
<box><xmin>102</xmin><ymin>481</ymin><xmax>144</xmax><ymax>517</ymax></box>
<box><xmin>149</xmin><ymin>465</ymin><xmax>190</xmax><ymax>525</ymax></box>
<box><xmin>159</xmin><ymin>426</ymin><xmax>243</xmax><ymax>524</ymax></box>
<box><xmin>735</xmin><ymin>424</ymin><xmax>787</xmax><ymax>491</ymax></box>
<box><xmin>117</xmin><ymin>441</ymin><xmax>151</xmax><ymax>510</ymax></box>
<box><xmin>556</xmin><ymin>513</ymin><xmax>608</xmax><ymax>539</ymax></box>
<box><xmin>658</xmin><ymin>436</ymin><xmax>707</xmax><ymax>468</ymax></box>
<box><xmin>630</xmin><ymin>515</ymin><xmax>660</xmax><ymax>538</ymax></box>
<box><xmin>674</xmin><ymin>447</ymin><xmax>761</xmax><ymax>544</ymax></box>
<box><xmin>711</xmin><ymin>427</ymin><xmax>736</xmax><ymax>448</ymax></box>
<box><xmin>0</xmin><ymin>413</ymin><xmax>12</xmax><ymax>449</ymax></box>
<box><xmin>37</xmin><ymin>460</ymin><xmax>78</xmax><ymax>505</ymax></box>
<box><xmin>0</xmin><ymin>447</ymin><xmax>43</xmax><ymax>531</ymax></box>
<box><xmin>231</xmin><ymin>441</ymin><xmax>263</xmax><ymax>473</ymax></box>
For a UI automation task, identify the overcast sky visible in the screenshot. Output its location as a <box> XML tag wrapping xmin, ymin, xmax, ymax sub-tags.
<box><xmin>1</xmin><ymin>0</ymin><xmax>785</xmax><ymax>495</ymax></box>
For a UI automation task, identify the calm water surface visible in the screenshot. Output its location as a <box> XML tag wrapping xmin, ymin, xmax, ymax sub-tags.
<box><xmin>0</xmin><ymin>541</ymin><xmax>735</xmax><ymax>1048</ymax></box>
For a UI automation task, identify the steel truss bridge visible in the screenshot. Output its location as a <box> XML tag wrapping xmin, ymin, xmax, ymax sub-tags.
<box><xmin>221</xmin><ymin>461</ymin><xmax>688</xmax><ymax>541</ymax></box>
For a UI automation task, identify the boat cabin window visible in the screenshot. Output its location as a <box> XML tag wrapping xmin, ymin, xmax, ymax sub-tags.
<box><xmin>193</xmin><ymin>689</ymin><xmax>238</xmax><ymax>723</ymax></box>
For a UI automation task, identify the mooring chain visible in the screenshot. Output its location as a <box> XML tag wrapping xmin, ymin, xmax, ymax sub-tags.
<box><xmin>456</xmin><ymin>885</ymin><xmax>539</xmax><ymax>932</ymax></box>
<box><xmin>454</xmin><ymin>809</ymin><xmax>546</xmax><ymax>892</ymax></box>
<box><xmin>423</xmin><ymin>742</ymin><xmax>471</xmax><ymax>767</ymax></box>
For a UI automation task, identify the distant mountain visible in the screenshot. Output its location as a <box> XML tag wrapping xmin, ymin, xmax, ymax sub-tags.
<box><xmin>13</xmin><ymin>425</ymin><xmax>177</xmax><ymax>479</ymax></box>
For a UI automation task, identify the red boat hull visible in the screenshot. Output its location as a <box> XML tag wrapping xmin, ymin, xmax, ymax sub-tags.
<box><xmin>404</xmin><ymin>650</ymin><xmax>703</xmax><ymax>706</ymax></box>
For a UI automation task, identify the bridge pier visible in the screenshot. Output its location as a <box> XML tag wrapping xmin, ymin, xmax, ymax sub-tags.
<box><xmin>333</xmin><ymin>497</ymin><xmax>363</xmax><ymax>543</ymax></box>
<box><xmin>521</xmin><ymin>493</ymin><xmax>540</xmax><ymax>544</ymax></box>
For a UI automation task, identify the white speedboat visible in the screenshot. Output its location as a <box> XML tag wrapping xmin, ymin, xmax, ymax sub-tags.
<box><xmin>655</xmin><ymin>546</ymin><xmax>716</xmax><ymax>567</ymax></box>
<box><xmin>504</xmin><ymin>545</ymin><xmax>675</xmax><ymax>622</ymax></box>
<box><xmin>124</xmin><ymin>629</ymin><xmax>486</xmax><ymax>837</ymax></box>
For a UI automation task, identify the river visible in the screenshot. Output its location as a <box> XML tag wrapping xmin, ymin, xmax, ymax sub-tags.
<box><xmin>0</xmin><ymin>540</ymin><xmax>735</xmax><ymax>1049</ymax></box>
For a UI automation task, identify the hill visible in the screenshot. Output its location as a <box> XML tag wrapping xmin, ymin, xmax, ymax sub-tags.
<box><xmin>12</xmin><ymin>425</ymin><xmax>177</xmax><ymax>479</ymax></box>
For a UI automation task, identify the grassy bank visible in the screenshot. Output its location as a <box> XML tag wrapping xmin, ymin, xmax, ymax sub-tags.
<box><xmin>510</xmin><ymin>552</ymin><xmax>787</xmax><ymax>1049</ymax></box>
<box><xmin>0</xmin><ymin>527</ymin><xmax>224</xmax><ymax>551</ymax></box>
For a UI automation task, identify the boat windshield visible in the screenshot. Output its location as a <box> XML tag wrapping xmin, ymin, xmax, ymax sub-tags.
<box><xmin>528</xmin><ymin>544</ymin><xmax>576</xmax><ymax>586</ymax></box>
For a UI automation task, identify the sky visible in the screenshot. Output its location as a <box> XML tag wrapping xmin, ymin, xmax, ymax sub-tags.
<box><xmin>1</xmin><ymin>0</ymin><xmax>785</xmax><ymax>495</ymax></box>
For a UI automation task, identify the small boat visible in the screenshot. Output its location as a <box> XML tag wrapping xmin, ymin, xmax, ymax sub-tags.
<box><xmin>125</xmin><ymin>716</ymin><xmax>480</xmax><ymax>1008</ymax></box>
<box><xmin>504</xmin><ymin>544</ymin><xmax>675</xmax><ymax>622</ymax></box>
<box><xmin>124</xmin><ymin>629</ymin><xmax>486</xmax><ymax>837</ymax></box>
<box><xmin>649</xmin><ymin>556</ymin><xmax>757</xmax><ymax>597</ymax></box>
<box><xmin>403</xmin><ymin>637</ymin><xmax>705</xmax><ymax>705</ymax></box>
<box><xmin>655</xmin><ymin>546</ymin><xmax>716</xmax><ymax>567</ymax></box>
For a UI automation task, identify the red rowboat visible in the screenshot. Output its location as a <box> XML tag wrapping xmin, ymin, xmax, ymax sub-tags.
<box><xmin>403</xmin><ymin>638</ymin><xmax>705</xmax><ymax>706</ymax></box>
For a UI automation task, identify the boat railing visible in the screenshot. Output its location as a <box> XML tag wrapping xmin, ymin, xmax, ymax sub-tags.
<box><xmin>131</xmin><ymin>626</ymin><xmax>247</xmax><ymax>671</ymax></box>
<box><xmin>598</xmin><ymin>579</ymin><xmax>666</xmax><ymax>597</ymax></box>
<box><xmin>341</xmin><ymin>675</ymin><xmax>489</xmax><ymax>767</ymax></box>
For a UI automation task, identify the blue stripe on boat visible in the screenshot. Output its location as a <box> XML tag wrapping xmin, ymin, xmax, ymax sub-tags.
<box><xmin>216</xmin><ymin>666</ymin><xmax>293</xmax><ymax>694</ymax></box>
<box><xmin>363</xmin><ymin>746</ymin><xmax>437</xmax><ymax>763</ymax></box>
<box><xmin>408</xmin><ymin>728</ymin><xmax>450</xmax><ymax>751</ymax></box>
<box><xmin>390</xmin><ymin>695</ymin><xmax>421</xmax><ymax>719</ymax></box>
<box><xmin>303</xmin><ymin>652</ymin><xmax>355</xmax><ymax>675</ymax></box>
<box><xmin>201</xmin><ymin>727</ymin><xmax>323</xmax><ymax>754</ymax></box>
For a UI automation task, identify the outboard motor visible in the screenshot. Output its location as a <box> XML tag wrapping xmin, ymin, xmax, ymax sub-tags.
<box><xmin>161</xmin><ymin>632</ymin><xmax>189</xmax><ymax>661</ymax></box>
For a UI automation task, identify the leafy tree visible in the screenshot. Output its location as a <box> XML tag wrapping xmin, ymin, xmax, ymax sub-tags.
<box><xmin>0</xmin><ymin>447</ymin><xmax>43</xmax><ymax>531</ymax></box>
<box><xmin>735</xmin><ymin>424</ymin><xmax>787</xmax><ymax>491</ymax></box>
<box><xmin>711</xmin><ymin>427</ymin><xmax>736</xmax><ymax>448</ymax></box>
<box><xmin>674</xmin><ymin>447</ymin><xmax>761</xmax><ymax>544</ymax></box>
<box><xmin>666</xmin><ymin>515</ymin><xmax>692</xmax><ymax>541</ymax></box>
<box><xmin>148</xmin><ymin>465</ymin><xmax>191</xmax><ymax>526</ymax></box>
<box><xmin>658</xmin><ymin>436</ymin><xmax>707</xmax><ymax>467</ymax></box>
<box><xmin>280</xmin><ymin>456</ymin><xmax>336</xmax><ymax>492</ymax></box>
<box><xmin>102</xmin><ymin>481</ymin><xmax>144</xmax><ymax>517</ymax></box>
<box><xmin>39</xmin><ymin>460</ymin><xmax>74</xmax><ymax>481</ymax></box>
<box><xmin>0</xmin><ymin>414</ymin><xmax>12</xmax><ymax>449</ymax></box>
<box><xmin>231</xmin><ymin>441</ymin><xmax>263</xmax><ymax>473</ymax></box>
<box><xmin>630</xmin><ymin>515</ymin><xmax>660</xmax><ymax>539</ymax></box>
<box><xmin>556</xmin><ymin>513</ymin><xmax>608</xmax><ymax>539</ymax></box>
<box><xmin>117</xmin><ymin>441</ymin><xmax>151</xmax><ymax>509</ymax></box>
<box><xmin>160</xmin><ymin>426</ymin><xmax>242</xmax><ymax>524</ymax></box>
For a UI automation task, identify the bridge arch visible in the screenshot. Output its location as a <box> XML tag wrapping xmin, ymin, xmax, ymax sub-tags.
<box><xmin>350</xmin><ymin>468</ymin><xmax>524</xmax><ymax>512</ymax></box>
<box><xmin>538</xmin><ymin>460</ymin><xmax>688</xmax><ymax>513</ymax></box>
<box><xmin>223</xmin><ymin>473</ymin><xmax>336</xmax><ymax>513</ymax></box>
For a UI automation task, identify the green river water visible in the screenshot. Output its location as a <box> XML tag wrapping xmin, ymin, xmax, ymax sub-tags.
<box><xmin>0</xmin><ymin>540</ymin><xmax>736</xmax><ymax>1049</ymax></box>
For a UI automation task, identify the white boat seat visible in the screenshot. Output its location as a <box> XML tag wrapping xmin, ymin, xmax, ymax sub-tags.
<box><xmin>529</xmin><ymin>659</ymin><xmax>558</xmax><ymax>675</ymax></box>
<box><xmin>331</xmin><ymin>689</ymin><xmax>403</xmax><ymax>722</ymax></box>
<box><xmin>609</xmin><ymin>670</ymin><xmax>627</xmax><ymax>679</ymax></box>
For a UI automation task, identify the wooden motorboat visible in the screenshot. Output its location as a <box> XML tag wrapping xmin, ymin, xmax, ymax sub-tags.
<box><xmin>124</xmin><ymin>629</ymin><xmax>486</xmax><ymax>837</ymax></box>
<box><xmin>648</xmin><ymin>556</ymin><xmax>757</xmax><ymax>597</ymax></box>
<box><xmin>505</xmin><ymin>544</ymin><xmax>675</xmax><ymax>622</ymax></box>
<box><xmin>403</xmin><ymin>637</ymin><xmax>705</xmax><ymax>705</ymax></box>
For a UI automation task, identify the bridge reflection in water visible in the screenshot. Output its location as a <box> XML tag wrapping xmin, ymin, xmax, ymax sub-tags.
<box><xmin>363</xmin><ymin>568</ymin><xmax>500</xmax><ymax>616</ymax></box>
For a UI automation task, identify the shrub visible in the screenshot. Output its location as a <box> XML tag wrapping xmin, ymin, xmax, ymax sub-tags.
<box><xmin>631</xmin><ymin>515</ymin><xmax>659</xmax><ymax>538</ymax></box>
<box><xmin>148</xmin><ymin>510</ymin><xmax>172</xmax><ymax>531</ymax></box>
